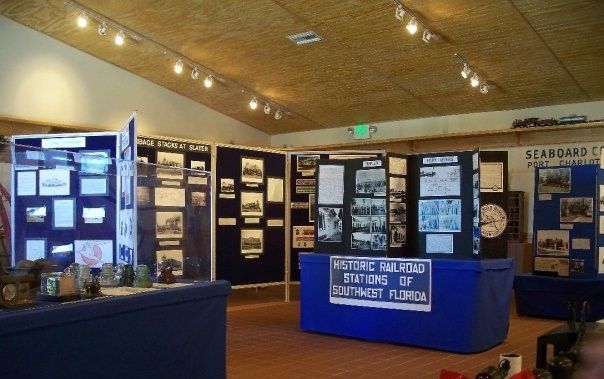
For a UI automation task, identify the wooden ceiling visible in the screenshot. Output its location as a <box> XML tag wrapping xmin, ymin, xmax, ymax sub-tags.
<box><xmin>1</xmin><ymin>0</ymin><xmax>603</xmax><ymax>135</ymax></box>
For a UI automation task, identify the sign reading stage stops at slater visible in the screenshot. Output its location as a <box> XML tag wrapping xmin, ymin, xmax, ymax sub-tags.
<box><xmin>330</xmin><ymin>256</ymin><xmax>431</xmax><ymax>312</ymax></box>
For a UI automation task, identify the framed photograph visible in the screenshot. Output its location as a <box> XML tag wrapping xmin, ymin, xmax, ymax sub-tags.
<box><xmin>79</xmin><ymin>150</ymin><xmax>111</xmax><ymax>175</ymax></box>
<box><xmin>560</xmin><ymin>197</ymin><xmax>593</xmax><ymax>223</ymax></box>
<box><xmin>241</xmin><ymin>229</ymin><xmax>263</xmax><ymax>255</ymax></box>
<box><xmin>390</xmin><ymin>224</ymin><xmax>406</xmax><ymax>247</ymax></box>
<box><xmin>80</xmin><ymin>176</ymin><xmax>109</xmax><ymax>196</ymax></box>
<box><xmin>390</xmin><ymin>202</ymin><xmax>406</xmax><ymax>223</ymax></box>
<box><xmin>157</xmin><ymin>151</ymin><xmax>184</xmax><ymax>180</ymax></box>
<box><xmin>297</xmin><ymin>155</ymin><xmax>320</xmax><ymax>173</ymax></box>
<box><xmin>39</xmin><ymin>168</ymin><xmax>71</xmax><ymax>196</ymax></box>
<box><xmin>355</xmin><ymin>169</ymin><xmax>386</xmax><ymax>195</ymax></box>
<box><xmin>25</xmin><ymin>238</ymin><xmax>46</xmax><ymax>260</ymax></box>
<box><xmin>26</xmin><ymin>206</ymin><xmax>46</xmax><ymax>223</ymax></box>
<box><xmin>389</xmin><ymin>177</ymin><xmax>406</xmax><ymax>202</ymax></box>
<box><xmin>536</xmin><ymin>230</ymin><xmax>569</xmax><ymax>256</ymax></box>
<box><xmin>154</xmin><ymin>187</ymin><xmax>186</xmax><ymax>207</ymax></box>
<box><xmin>241</xmin><ymin>191</ymin><xmax>264</xmax><ymax>217</ymax></box>
<box><xmin>351</xmin><ymin>198</ymin><xmax>371</xmax><ymax>216</ymax></box>
<box><xmin>137</xmin><ymin>186</ymin><xmax>151</xmax><ymax>206</ymax></box>
<box><xmin>52</xmin><ymin>198</ymin><xmax>76</xmax><ymax>230</ymax></box>
<box><xmin>538</xmin><ymin>168</ymin><xmax>571</xmax><ymax>193</ymax></box>
<box><xmin>220</xmin><ymin>178</ymin><xmax>235</xmax><ymax>193</ymax></box>
<box><xmin>156</xmin><ymin>250</ymin><xmax>184</xmax><ymax>275</ymax></box>
<box><xmin>156</xmin><ymin>211</ymin><xmax>184</xmax><ymax>239</ymax></box>
<box><xmin>317</xmin><ymin>207</ymin><xmax>342</xmax><ymax>242</ymax></box>
<box><xmin>308</xmin><ymin>193</ymin><xmax>316</xmax><ymax>223</ymax></box>
<box><xmin>190</xmin><ymin>160</ymin><xmax>206</xmax><ymax>171</ymax></box>
<box><xmin>74</xmin><ymin>240</ymin><xmax>114</xmax><ymax>268</ymax></box>
<box><xmin>267</xmin><ymin>177</ymin><xmax>284</xmax><ymax>203</ymax></box>
<box><xmin>241</xmin><ymin>157</ymin><xmax>264</xmax><ymax>184</ymax></box>
<box><xmin>191</xmin><ymin>191</ymin><xmax>207</xmax><ymax>207</ymax></box>
<box><xmin>388</xmin><ymin>157</ymin><xmax>407</xmax><ymax>176</ymax></box>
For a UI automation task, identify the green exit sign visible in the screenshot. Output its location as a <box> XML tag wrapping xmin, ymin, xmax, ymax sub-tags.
<box><xmin>353</xmin><ymin>124</ymin><xmax>370</xmax><ymax>140</ymax></box>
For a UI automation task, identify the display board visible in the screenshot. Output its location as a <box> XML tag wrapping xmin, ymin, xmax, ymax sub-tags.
<box><xmin>215</xmin><ymin>145</ymin><xmax>286</xmax><ymax>286</ymax></box>
<box><xmin>599</xmin><ymin>149</ymin><xmax>604</xmax><ymax>277</ymax></box>
<box><xmin>117</xmin><ymin>114</ymin><xmax>137</xmax><ymax>265</ymax></box>
<box><xmin>12</xmin><ymin>132</ymin><xmax>121</xmax><ymax>271</ymax></box>
<box><xmin>478</xmin><ymin>151</ymin><xmax>509</xmax><ymax>259</ymax></box>
<box><xmin>135</xmin><ymin>135</ymin><xmax>212</xmax><ymax>280</ymax></box>
<box><xmin>533</xmin><ymin>164</ymin><xmax>599</xmax><ymax>279</ymax></box>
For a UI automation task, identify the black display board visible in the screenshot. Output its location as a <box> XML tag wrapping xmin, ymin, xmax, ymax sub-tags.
<box><xmin>215</xmin><ymin>146</ymin><xmax>286</xmax><ymax>286</ymax></box>
<box><xmin>136</xmin><ymin>136</ymin><xmax>212</xmax><ymax>279</ymax></box>
<box><xmin>385</xmin><ymin>153</ymin><xmax>409</xmax><ymax>258</ymax></box>
<box><xmin>478</xmin><ymin>151</ymin><xmax>509</xmax><ymax>259</ymax></box>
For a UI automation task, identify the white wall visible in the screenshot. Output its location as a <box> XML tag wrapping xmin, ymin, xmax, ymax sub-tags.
<box><xmin>0</xmin><ymin>16</ymin><xmax>269</xmax><ymax>146</ymax></box>
<box><xmin>271</xmin><ymin>100</ymin><xmax>604</xmax><ymax>147</ymax></box>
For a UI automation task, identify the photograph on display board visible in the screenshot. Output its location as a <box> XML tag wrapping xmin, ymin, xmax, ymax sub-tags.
<box><xmin>389</xmin><ymin>202</ymin><xmax>406</xmax><ymax>223</ymax></box>
<box><xmin>157</xmin><ymin>151</ymin><xmax>184</xmax><ymax>180</ymax></box>
<box><xmin>80</xmin><ymin>150</ymin><xmax>111</xmax><ymax>175</ymax></box>
<box><xmin>388</xmin><ymin>157</ymin><xmax>407</xmax><ymax>176</ymax></box>
<box><xmin>473</xmin><ymin>227</ymin><xmax>480</xmax><ymax>255</ymax></box>
<box><xmin>39</xmin><ymin>169</ymin><xmax>70</xmax><ymax>196</ymax></box>
<box><xmin>473</xmin><ymin>173</ymin><xmax>479</xmax><ymax>198</ymax></box>
<box><xmin>317</xmin><ymin>207</ymin><xmax>342</xmax><ymax>242</ymax></box>
<box><xmin>559</xmin><ymin>197</ymin><xmax>593</xmax><ymax>223</ymax></box>
<box><xmin>390</xmin><ymin>224</ymin><xmax>406</xmax><ymax>247</ymax></box>
<box><xmin>190</xmin><ymin>160</ymin><xmax>206</xmax><ymax>171</ymax></box>
<box><xmin>267</xmin><ymin>177</ymin><xmax>284</xmax><ymax>203</ymax></box>
<box><xmin>351</xmin><ymin>233</ymin><xmax>371</xmax><ymax>250</ymax></box>
<box><xmin>137</xmin><ymin>186</ymin><xmax>151</xmax><ymax>206</ymax></box>
<box><xmin>371</xmin><ymin>198</ymin><xmax>387</xmax><ymax>216</ymax></box>
<box><xmin>371</xmin><ymin>216</ymin><xmax>386</xmax><ymax>233</ymax></box>
<box><xmin>154</xmin><ymin>187</ymin><xmax>186</xmax><ymax>207</ymax></box>
<box><xmin>156</xmin><ymin>250</ymin><xmax>184</xmax><ymax>275</ymax></box>
<box><xmin>600</xmin><ymin>185</ymin><xmax>604</xmax><ymax>211</ymax></box>
<box><xmin>191</xmin><ymin>191</ymin><xmax>206</xmax><ymax>207</ymax></box>
<box><xmin>241</xmin><ymin>157</ymin><xmax>264</xmax><ymax>184</ymax></box>
<box><xmin>26</xmin><ymin>206</ymin><xmax>46</xmax><ymax>223</ymax></box>
<box><xmin>351</xmin><ymin>198</ymin><xmax>371</xmax><ymax>216</ymax></box>
<box><xmin>241</xmin><ymin>229</ymin><xmax>263</xmax><ymax>255</ymax></box>
<box><xmin>156</xmin><ymin>211</ymin><xmax>183</xmax><ymax>239</ymax></box>
<box><xmin>389</xmin><ymin>177</ymin><xmax>406</xmax><ymax>202</ymax></box>
<box><xmin>419</xmin><ymin>165</ymin><xmax>461</xmax><ymax>197</ymax></box>
<box><xmin>479</xmin><ymin>162</ymin><xmax>504</xmax><ymax>192</ymax></box>
<box><xmin>45</xmin><ymin>150</ymin><xmax>72</xmax><ymax>169</ymax></box>
<box><xmin>534</xmin><ymin>256</ymin><xmax>569</xmax><ymax>277</ymax></box>
<box><xmin>371</xmin><ymin>234</ymin><xmax>387</xmax><ymax>251</ymax></box>
<box><xmin>536</xmin><ymin>230</ymin><xmax>569</xmax><ymax>256</ymax></box>
<box><xmin>241</xmin><ymin>191</ymin><xmax>264</xmax><ymax>217</ymax></box>
<box><xmin>137</xmin><ymin>156</ymin><xmax>148</xmax><ymax>177</ymax></box>
<box><xmin>351</xmin><ymin>216</ymin><xmax>371</xmax><ymax>233</ymax></box>
<box><xmin>418</xmin><ymin>199</ymin><xmax>461</xmax><ymax>232</ymax></box>
<box><xmin>75</xmin><ymin>240</ymin><xmax>113</xmax><ymax>268</ymax></box>
<box><xmin>538</xmin><ymin>168</ymin><xmax>571</xmax><ymax>193</ymax></box>
<box><xmin>355</xmin><ymin>169</ymin><xmax>386</xmax><ymax>195</ymax></box>
<box><xmin>570</xmin><ymin>259</ymin><xmax>585</xmax><ymax>274</ymax></box>
<box><xmin>308</xmin><ymin>194</ymin><xmax>315</xmax><ymax>222</ymax></box>
<box><xmin>220</xmin><ymin>178</ymin><xmax>235</xmax><ymax>193</ymax></box>
<box><xmin>297</xmin><ymin>155</ymin><xmax>320</xmax><ymax>173</ymax></box>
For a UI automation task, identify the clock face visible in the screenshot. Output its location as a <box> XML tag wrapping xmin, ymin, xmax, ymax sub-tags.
<box><xmin>480</xmin><ymin>203</ymin><xmax>508</xmax><ymax>239</ymax></box>
<box><xmin>2</xmin><ymin>283</ymin><xmax>17</xmax><ymax>302</ymax></box>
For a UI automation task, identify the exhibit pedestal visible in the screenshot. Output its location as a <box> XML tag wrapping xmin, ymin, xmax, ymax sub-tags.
<box><xmin>0</xmin><ymin>280</ymin><xmax>231</xmax><ymax>379</ymax></box>
<box><xmin>300</xmin><ymin>253</ymin><xmax>514</xmax><ymax>353</ymax></box>
<box><xmin>514</xmin><ymin>274</ymin><xmax>604</xmax><ymax>321</ymax></box>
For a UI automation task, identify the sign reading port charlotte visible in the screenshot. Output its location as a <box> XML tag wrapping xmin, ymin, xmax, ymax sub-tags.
<box><xmin>330</xmin><ymin>256</ymin><xmax>431</xmax><ymax>312</ymax></box>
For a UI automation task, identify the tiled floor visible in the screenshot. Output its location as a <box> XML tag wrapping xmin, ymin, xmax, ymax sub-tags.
<box><xmin>226</xmin><ymin>287</ymin><xmax>563</xmax><ymax>379</ymax></box>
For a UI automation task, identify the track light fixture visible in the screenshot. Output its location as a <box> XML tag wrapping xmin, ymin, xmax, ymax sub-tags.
<box><xmin>263</xmin><ymin>103</ymin><xmax>271</xmax><ymax>115</ymax></box>
<box><xmin>393</xmin><ymin>2</ymin><xmax>440</xmax><ymax>43</ymax></box>
<box><xmin>274</xmin><ymin>109</ymin><xmax>283</xmax><ymax>120</ymax></box>
<box><xmin>114</xmin><ymin>30</ymin><xmax>125</xmax><ymax>46</ymax></box>
<box><xmin>249</xmin><ymin>97</ymin><xmax>258</xmax><ymax>110</ymax></box>
<box><xmin>173</xmin><ymin>60</ymin><xmax>184</xmax><ymax>74</ymax></box>
<box><xmin>77</xmin><ymin>12</ymin><xmax>88</xmax><ymax>28</ymax></box>
<box><xmin>203</xmin><ymin>75</ymin><xmax>213</xmax><ymax>88</ymax></box>
<box><xmin>191</xmin><ymin>68</ymin><xmax>199</xmax><ymax>80</ymax></box>
<box><xmin>454</xmin><ymin>53</ymin><xmax>494</xmax><ymax>95</ymax></box>
<box><xmin>97</xmin><ymin>21</ymin><xmax>107</xmax><ymax>36</ymax></box>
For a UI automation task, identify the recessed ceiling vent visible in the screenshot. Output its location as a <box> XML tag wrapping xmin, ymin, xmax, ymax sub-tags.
<box><xmin>287</xmin><ymin>31</ymin><xmax>322</xmax><ymax>45</ymax></box>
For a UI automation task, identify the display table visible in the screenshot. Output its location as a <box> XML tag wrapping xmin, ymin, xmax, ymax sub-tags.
<box><xmin>300</xmin><ymin>253</ymin><xmax>514</xmax><ymax>353</ymax></box>
<box><xmin>0</xmin><ymin>280</ymin><xmax>231</xmax><ymax>379</ymax></box>
<box><xmin>514</xmin><ymin>274</ymin><xmax>604</xmax><ymax>321</ymax></box>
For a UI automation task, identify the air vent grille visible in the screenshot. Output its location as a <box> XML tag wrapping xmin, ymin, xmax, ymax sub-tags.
<box><xmin>287</xmin><ymin>31</ymin><xmax>322</xmax><ymax>45</ymax></box>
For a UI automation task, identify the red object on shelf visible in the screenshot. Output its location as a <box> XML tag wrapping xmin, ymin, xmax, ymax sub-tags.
<box><xmin>439</xmin><ymin>369</ymin><xmax>468</xmax><ymax>379</ymax></box>
<box><xmin>510</xmin><ymin>369</ymin><xmax>537</xmax><ymax>379</ymax></box>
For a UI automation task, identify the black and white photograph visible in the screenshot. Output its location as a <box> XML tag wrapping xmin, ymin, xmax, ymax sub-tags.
<box><xmin>220</xmin><ymin>178</ymin><xmax>235</xmax><ymax>193</ymax></box>
<box><xmin>191</xmin><ymin>191</ymin><xmax>206</xmax><ymax>207</ymax></box>
<box><xmin>267</xmin><ymin>177</ymin><xmax>284</xmax><ymax>203</ymax></box>
<box><xmin>388</xmin><ymin>157</ymin><xmax>407</xmax><ymax>176</ymax></box>
<box><xmin>351</xmin><ymin>198</ymin><xmax>372</xmax><ymax>216</ymax></box>
<box><xmin>241</xmin><ymin>229</ymin><xmax>263</xmax><ymax>255</ymax></box>
<box><xmin>371</xmin><ymin>216</ymin><xmax>387</xmax><ymax>233</ymax></box>
<box><xmin>39</xmin><ymin>168</ymin><xmax>70</xmax><ymax>196</ymax></box>
<box><xmin>419</xmin><ymin>165</ymin><xmax>461</xmax><ymax>197</ymax></box>
<box><xmin>371</xmin><ymin>233</ymin><xmax>387</xmax><ymax>251</ymax></box>
<box><xmin>560</xmin><ymin>197</ymin><xmax>593</xmax><ymax>223</ymax></box>
<box><xmin>538</xmin><ymin>168</ymin><xmax>571</xmax><ymax>193</ymax></box>
<box><xmin>390</xmin><ymin>224</ymin><xmax>406</xmax><ymax>247</ymax></box>
<box><xmin>137</xmin><ymin>186</ymin><xmax>151</xmax><ymax>206</ymax></box>
<box><xmin>80</xmin><ymin>150</ymin><xmax>110</xmax><ymax>175</ymax></box>
<box><xmin>473</xmin><ymin>173</ymin><xmax>479</xmax><ymax>198</ymax></box>
<box><xmin>26</xmin><ymin>206</ymin><xmax>46</xmax><ymax>223</ymax></box>
<box><xmin>351</xmin><ymin>233</ymin><xmax>371</xmax><ymax>250</ymax></box>
<box><xmin>241</xmin><ymin>157</ymin><xmax>264</xmax><ymax>184</ymax></box>
<box><xmin>297</xmin><ymin>154</ymin><xmax>320</xmax><ymax>173</ymax></box>
<box><xmin>190</xmin><ymin>160</ymin><xmax>206</xmax><ymax>171</ymax></box>
<box><xmin>351</xmin><ymin>216</ymin><xmax>371</xmax><ymax>233</ymax></box>
<box><xmin>157</xmin><ymin>151</ymin><xmax>184</xmax><ymax>180</ymax></box>
<box><xmin>536</xmin><ymin>229</ymin><xmax>569</xmax><ymax>256</ymax></box>
<box><xmin>156</xmin><ymin>250</ymin><xmax>184</xmax><ymax>276</ymax></box>
<box><xmin>418</xmin><ymin>199</ymin><xmax>461</xmax><ymax>232</ymax></box>
<box><xmin>154</xmin><ymin>187</ymin><xmax>186</xmax><ymax>207</ymax></box>
<box><xmin>570</xmin><ymin>259</ymin><xmax>585</xmax><ymax>274</ymax></box>
<box><xmin>241</xmin><ymin>191</ymin><xmax>264</xmax><ymax>217</ymax></box>
<box><xmin>156</xmin><ymin>211</ymin><xmax>183</xmax><ymax>239</ymax></box>
<box><xmin>389</xmin><ymin>177</ymin><xmax>406</xmax><ymax>201</ymax></box>
<box><xmin>308</xmin><ymin>194</ymin><xmax>315</xmax><ymax>223</ymax></box>
<box><xmin>389</xmin><ymin>202</ymin><xmax>406</xmax><ymax>223</ymax></box>
<box><xmin>355</xmin><ymin>169</ymin><xmax>386</xmax><ymax>195</ymax></box>
<box><xmin>317</xmin><ymin>207</ymin><xmax>342</xmax><ymax>242</ymax></box>
<box><xmin>600</xmin><ymin>185</ymin><xmax>604</xmax><ymax>211</ymax></box>
<box><xmin>371</xmin><ymin>198</ymin><xmax>387</xmax><ymax>216</ymax></box>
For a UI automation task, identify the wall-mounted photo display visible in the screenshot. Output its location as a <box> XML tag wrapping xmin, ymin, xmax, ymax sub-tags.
<box><xmin>26</xmin><ymin>206</ymin><xmax>46</xmax><ymax>223</ymax></box>
<box><xmin>241</xmin><ymin>157</ymin><xmax>264</xmax><ymax>184</ymax></box>
<box><xmin>297</xmin><ymin>155</ymin><xmax>320</xmax><ymax>173</ymax></box>
<box><xmin>52</xmin><ymin>198</ymin><xmax>76</xmax><ymax>230</ymax></box>
<box><xmin>74</xmin><ymin>240</ymin><xmax>113</xmax><ymax>268</ymax></box>
<box><xmin>156</xmin><ymin>151</ymin><xmax>184</xmax><ymax>180</ymax></box>
<box><xmin>389</xmin><ymin>176</ymin><xmax>406</xmax><ymax>202</ymax></box>
<box><xmin>388</xmin><ymin>156</ymin><xmax>407</xmax><ymax>176</ymax></box>
<box><xmin>355</xmin><ymin>169</ymin><xmax>386</xmax><ymax>195</ymax></box>
<box><xmin>308</xmin><ymin>194</ymin><xmax>315</xmax><ymax>223</ymax></box>
<box><xmin>137</xmin><ymin>186</ymin><xmax>151</xmax><ymax>206</ymax></box>
<box><xmin>25</xmin><ymin>238</ymin><xmax>46</xmax><ymax>260</ymax></box>
<box><xmin>419</xmin><ymin>165</ymin><xmax>461</xmax><ymax>197</ymax></box>
<box><xmin>418</xmin><ymin>199</ymin><xmax>461</xmax><ymax>232</ymax></box>
<box><xmin>390</xmin><ymin>224</ymin><xmax>406</xmax><ymax>247</ymax></box>
<box><xmin>156</xmin><ymin>249</ymin><xmax>184</xmax><ymax>275</ymax></box>
<box><xmin>389</xmin><ymin>202</ymin><xmax>406</xmax><ymax>223</ymax></box>
<box><xmin>80</xmin><ymin>176</ymin><xmax>109</xmax><ymax>196</ymax></box>
<box><xmin>267</xmin><ymin>177</ymin><xmax>284</xmax><ymax>203</ymax></box>
<box><xmin>536</xmin><ymin>229</ymin><xmax>569</xmax><ymax>256</ymax></box>
<box><xmin>538</xmin><ymin>167</ymin><xmax>571</xmax><ymax>193</ymax></box>
<box><xmin>190</xmin><ymin>160</ymin><xmax>206</xmax><ymax>171</ymax></box>
<box><xmin>154</xmin><ymin>187</ymin><xmax>186</xmax><ymax>207</ymax></box>
<box><xmin>241</xmin><ymin>229</ymin><xmax>263</xmax><ymax>255</ymax></box>
<box><xmin>80</xmin><ymin>150</ymin><xmax>111</xmax><ymax>175</ymax></box>
<box><xmin>39</xmin><ymin>168</ymin><xmax>71</xmax><ymax>196</ymax></box>
<box><xmin>317</xmin><ymin>207</ymin><xmax>342</xmax><ymax>242</ymax></box>
<box><xmin>559</xmin><ymin>197</ymin><xmax>593</xmax><ymax>223</ymax></box>
<box><xmin>156</xmin><ymin>211</ymin><xmax>184</xmax><ymax>239</ymax></box>
<box><xmin>191</xmin><ymin>191</ymin><xmax>207</xmax><ymax>207</ymax></box>
<box><xmin>240</xmin><ymin>191</ymin><xmax>264</xmax><ymax>217</ymax></box>
<box><xmin>220</xmin><ymin>178</ymin><xmax>235</xmax><ymax>193</ymax></box>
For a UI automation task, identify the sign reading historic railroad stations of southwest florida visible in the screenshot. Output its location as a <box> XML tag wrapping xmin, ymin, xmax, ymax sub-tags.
<box><xmin>330</xmin><ymin>256</ymin><xmax>431</xmax><ymax>312</ymax></box>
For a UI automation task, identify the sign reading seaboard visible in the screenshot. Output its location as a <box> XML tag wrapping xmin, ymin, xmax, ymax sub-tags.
<box><xmin>330</xmin><ymin>256</ymin><xmax>431</xmax><ymax>312</ymax></box>
<box><xmin>522</xmin><ymin>142</ymin><xmax>604</xmax><ymax>169</ymax></box>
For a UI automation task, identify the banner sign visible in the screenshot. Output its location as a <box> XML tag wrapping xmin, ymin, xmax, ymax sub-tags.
<box><xmin>137</xmin><ymin>137</ymin><xmax>210</xmax><ymax>153</ymax></box>
<box><xmin>330</xmin><ymin>256</ymin><xmax>431</xmax><ymax>312</ymax></box>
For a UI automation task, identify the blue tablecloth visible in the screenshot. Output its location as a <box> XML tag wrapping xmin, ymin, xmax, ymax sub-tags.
<box><xmin>514</xmin><ymin>274</ymin><xmax>604</xmax><ymax>321</ymax></box>
<box><xmin>0</xmin><ymin>280</ymin><xmax>231</xmax><ymax>379</ymax></box>
<box><xmin>300</xmin><ymin>254</ymin><xmax>514</xmax><ymax>353</ymax></box>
